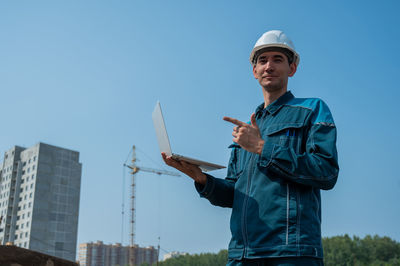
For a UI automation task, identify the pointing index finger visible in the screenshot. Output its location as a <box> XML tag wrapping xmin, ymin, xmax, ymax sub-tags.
<box><xmin>223</xmin><ymin>116</ymin><xmax>248</xmax><ymax>127</ymax></box>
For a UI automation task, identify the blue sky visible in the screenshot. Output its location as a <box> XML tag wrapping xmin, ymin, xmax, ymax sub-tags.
<box><xmin>1</xmin><ymin>0</ymin><xmax>399</xmax><ymax>260</ymax></box>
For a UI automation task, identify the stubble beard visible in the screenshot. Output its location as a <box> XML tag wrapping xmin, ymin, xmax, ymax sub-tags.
<box><xmin>261</xmin><ymin>79</ymin><xmax>286</xmax><ymax>94</ymax></box>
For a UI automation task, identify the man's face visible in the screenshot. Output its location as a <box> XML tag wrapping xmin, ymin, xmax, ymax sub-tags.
<box><xmin>252</xmin><ymin>50</ymin><xmax>297</xmax><ymax>93</ymax></box>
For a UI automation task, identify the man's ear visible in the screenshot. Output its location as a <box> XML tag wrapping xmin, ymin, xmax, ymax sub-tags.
<box><xmin>252</xmin><ymin>65</ymin><xmax>258</xmax><ymax>79</ymax></box>
<box><xmin>288</xmin><ymin>63</ymin><xmax>297</xmax><ymax>77</ymax></box>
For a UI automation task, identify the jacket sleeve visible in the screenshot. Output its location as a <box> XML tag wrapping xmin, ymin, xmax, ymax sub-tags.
<box><xmin>258</xmin><ymin>100</ymin><xmax>339</xmax><ymax>190</ymax></box>
<box><xmin>194</xmin><ymin>146</ymin><xmax>240</xmax><ymax>208</ymax></box>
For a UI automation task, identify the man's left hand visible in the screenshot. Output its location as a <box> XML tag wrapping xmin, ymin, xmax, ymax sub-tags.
<box><xmin>223</xmin><ymin>113</ymin><xmax>265</xmax><ymax>155</ymax></box>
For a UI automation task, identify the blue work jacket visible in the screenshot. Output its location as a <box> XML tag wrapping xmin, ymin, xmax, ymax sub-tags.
<box><xmin>195</xmin><ymin>91</ymin><xmax>339</xmax><ymax>260</ymax></box>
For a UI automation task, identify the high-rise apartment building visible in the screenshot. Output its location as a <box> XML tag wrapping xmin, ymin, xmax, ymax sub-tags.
<box><xmin>0</xmin><ymin>142</ymin><xmax>82</xmax><ymax>262</ymax></box>
<box><xmin>78</xmin><ymin>241</ymin><xmax>158</xmax><ymax>266</ymax></box>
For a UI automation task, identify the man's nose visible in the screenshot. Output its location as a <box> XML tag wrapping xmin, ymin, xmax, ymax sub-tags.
<box><xmin>265</xmin><ymin>61</ymin><xmax>274</xmax><ymax>72</ymax></box>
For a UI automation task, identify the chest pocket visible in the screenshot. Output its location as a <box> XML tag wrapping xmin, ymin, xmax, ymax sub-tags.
<box><xmin>263</xmin><ymin>123</ymin><xmax>305</xmax><ymax>154</ymax></box>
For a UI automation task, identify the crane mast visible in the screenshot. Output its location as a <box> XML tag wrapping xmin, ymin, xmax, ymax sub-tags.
<box><xmin>123</xmin><ymin>145</ymin><xmax>180</xmax><ymax>266</ymax></box>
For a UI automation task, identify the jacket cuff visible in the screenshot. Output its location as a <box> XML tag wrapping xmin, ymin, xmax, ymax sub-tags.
<box><xmin>194</xmin><ymin>173</ymin><xmax>215</xmax><ymax>198</ymax></box>
<box><xmin>258</xmin><ymin>142</ymin><xmax>275</xmax><ymax>167</ymax></box>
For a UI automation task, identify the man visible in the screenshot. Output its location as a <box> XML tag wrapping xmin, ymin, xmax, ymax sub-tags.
<box><xmin>162</xmin><ymin>30</ymin><xmax>339</xmax><ymax>266</ymax></box>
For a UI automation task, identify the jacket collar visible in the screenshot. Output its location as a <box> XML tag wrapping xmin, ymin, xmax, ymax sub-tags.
<box><xmin>255</xmin><ymin>90</ymin><xmax>295</xmax><ymax>118</ymax></box>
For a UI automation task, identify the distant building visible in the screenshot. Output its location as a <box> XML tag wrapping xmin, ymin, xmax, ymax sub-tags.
<box><xmin>0</xmin><ymin>143</ymin><xmax>82</xmax><ymax>262</ymax></box>
<box><xmin>163</xmin><ymin>251</ymin><xmax>188</xmax><ymax>261</ymax></box>
<box><xmin>78</xmin><ymin>241</ymin><xmax>158</xmax><ymax>266</ymax></box>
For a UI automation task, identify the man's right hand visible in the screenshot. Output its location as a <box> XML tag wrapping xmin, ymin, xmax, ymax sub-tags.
<box><xmin>161</xmin><ymin>152</ymin><xmax>207</xmax><ymax>185</ymax></box>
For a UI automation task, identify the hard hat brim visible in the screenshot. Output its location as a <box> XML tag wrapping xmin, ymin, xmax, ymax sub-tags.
<box><xmin>250</xmin><ymin>44</ymin><xmax>300</xmax><ymax>66</ymax></box>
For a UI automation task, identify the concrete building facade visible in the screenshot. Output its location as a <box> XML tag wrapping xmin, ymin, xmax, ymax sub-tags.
<box><xmin>78</xmin><ymin>241</ymin><xmax>158</xmax><ymax>266</ymax></box>
<box><xmin>0</xmin><ymin>142</ymin><xmax>82</xmax><ymax>262</ymax></box>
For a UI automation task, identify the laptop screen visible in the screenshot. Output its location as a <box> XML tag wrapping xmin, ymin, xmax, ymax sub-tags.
<box><xmin>152</xmin><ymin>101</ymin><xmax>173</xmax><ymax>156</ymax></box>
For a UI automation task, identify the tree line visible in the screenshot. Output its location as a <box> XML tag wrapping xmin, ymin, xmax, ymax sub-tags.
<box><xmin>152</xmin><ymin>235</ymin><xmax>400</xmax><ymax>266</ymax></box>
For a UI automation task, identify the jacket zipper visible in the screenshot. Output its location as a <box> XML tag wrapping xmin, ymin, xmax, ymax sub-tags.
<box><xmin>286</xmin><ymin>183</ymin><xmax>289</xmax><ymax>245</ymax></box>
<box><xmin>241</xmin><ymin>153</ymin><xmax>255</xmax><ymax>257</ymax></box>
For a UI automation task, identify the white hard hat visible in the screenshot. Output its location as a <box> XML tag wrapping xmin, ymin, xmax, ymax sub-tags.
<box><xmin>249</xmin><ymin>30</ymin><xmax>300</xmax><ymax>66</ymax></box>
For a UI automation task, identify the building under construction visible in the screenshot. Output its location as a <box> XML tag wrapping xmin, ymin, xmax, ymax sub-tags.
<box><xmin>78</xmin><ymin>241</ymin><xmax>158</xmax><ymax>266</ymax></box>
<box><xmin>0</xmin><ymin>143</ymin><xmax>82</xmax><ymax>262</ymax></box>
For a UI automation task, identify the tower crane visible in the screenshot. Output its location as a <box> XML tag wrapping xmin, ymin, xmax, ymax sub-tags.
<box><xmin>123</xmin><ymin>145</ymin><xmax>180</xmax><ymax>266</ymax></box>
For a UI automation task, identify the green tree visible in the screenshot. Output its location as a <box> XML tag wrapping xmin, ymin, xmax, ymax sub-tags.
<box><xmin>323</xmin><ymin>235</ymin><xmax>400</xmax><ymax>266</ymax></box>
<box><xmin>159</xmin><ymin>249</ymin><xmax>228</xmax><ymax>266</ymax></box>
<box><xmin>156</xmin><ymin>236</ymin><xmax>400</xmax><ymax>266</ymax></box>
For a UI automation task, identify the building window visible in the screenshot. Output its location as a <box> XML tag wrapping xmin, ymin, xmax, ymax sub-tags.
<box><xmin>55</xmin><ymin>242</ymin><xmax>64</xmax><ymax>250</ymax></box>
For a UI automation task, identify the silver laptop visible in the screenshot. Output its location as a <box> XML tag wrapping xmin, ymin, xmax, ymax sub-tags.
<box><xmin>152</xmin><ymin>101</ymin><xmax>226</xmax><ymax>172</ymax></box>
